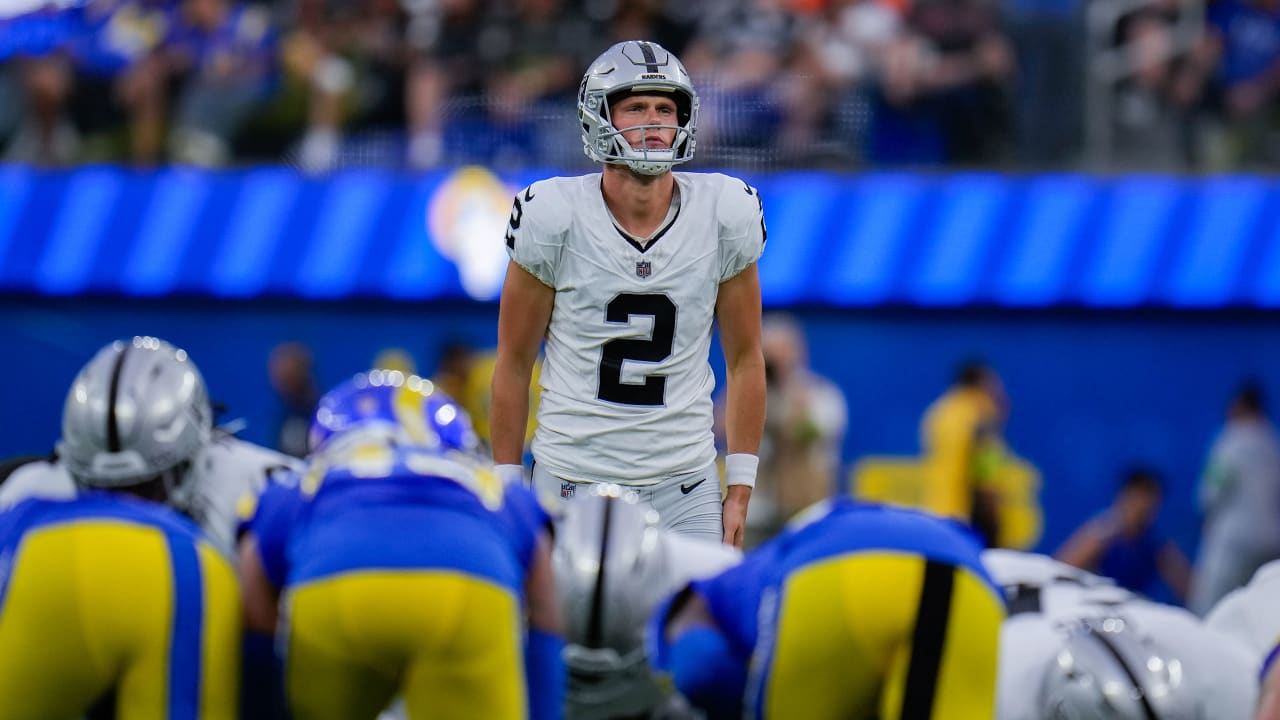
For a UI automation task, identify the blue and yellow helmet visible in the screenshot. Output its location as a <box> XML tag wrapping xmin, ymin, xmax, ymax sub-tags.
<box><xmin>308</xmin><ymin>369</ymin><xmax>480</xmax><ymax>456</ymax></box>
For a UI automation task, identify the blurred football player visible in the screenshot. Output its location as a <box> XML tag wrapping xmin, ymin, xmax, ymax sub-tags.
<box><xmin>0</xmin><ymin>455</ymin><xmax>48</xmax><ymax>487</ymax></box>
<box><xmin>0</xmin><ymin>336</ymin><xmax>240</xmax><ymax>719</ymax></box>
<box><xmin>237</xmin><ymin>370</ymin><xmax>564</xmax><ymax>720</ymax></box>
<box><xmin>649</xmin><ymin>499</ymin><xmax>1005</xmax><ymax>719</ymax></box>
<box><xmin>553</xmin><ymin>485</ymin><xmax>742</xmax><ymax>719</ymax></box>
<box><xmin>0</xmin><ymin>338</ymin><xmax>302</xmax><ymax>556</ymax></box>
<box><xmin>1206</xmin><ymin>560</ymin><xmax>1280</xmax><ymax>665</ymax></box>
<box><xmin>492</xmin><ymin>40</ymin><xmax>767</xmax><ymax>547</ymax></box>
<box><xmin>1205</xmin><ymin>558</ymin><xmax>1280</xmax><ymax>720</ymax></box>
<box><xmin>984</xmin><ymin>549</ymin><xmax>1257</xmax><ymax>719</ymax></box>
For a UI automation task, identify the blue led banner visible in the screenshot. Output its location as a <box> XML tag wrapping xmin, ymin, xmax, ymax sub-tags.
<box><xmin>1</xmin><ymin>164</ymin><xmax>1278</xmax><ymax>307</ymax></box>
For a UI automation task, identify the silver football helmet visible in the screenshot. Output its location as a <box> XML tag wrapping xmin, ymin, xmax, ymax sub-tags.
<box><xmin>553</xmin><ymin>486</ymin><xmax>673</xmax><ymax>714</ymax></box>
<box><xmin>1042</xmin><ymin>616</ymin><xmax>1196</xmax><ymax>720</ymax></box>
<box><xmin>578</xmin><ymin>40</ymin><xmax>698</xmax><ymax>175</ymax></box>
<box><xmin>57</xmin><ymin>337</ymin><xmax>212</xmax><ymax>500</ymax></box>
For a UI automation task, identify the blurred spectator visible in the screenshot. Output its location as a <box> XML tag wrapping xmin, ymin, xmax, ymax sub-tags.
<box><xmin>0</xmin><ymin>0</ymin><xmax>1160</xmax><ymax>171</ymax></box>
<box><xmin>0</xmin><ymin>62</ymin><xmax>20</xmax><ymax>141</ymax></box>
<box><xmin>873</xmin><ymin>0</ymin><xmax>1015</xmax><ymax>164</ymax></box>
<box><xmin>470</xmin><ymin>0</ymin><xmax>597</xmax><ymax>167</ymax></box>
<box><xmin>793</xmin><ymin>0</ymin><xmax>903</xmax><ymax>164</ymax></box>
<box><xmin>1057</xmin><ymin>466</ymin><xmax>1193</xmax><ymax>602</ymax></box>
<box><xmin>5</xmin><ymin>0</ymin><xmax>171</xmax><ymax>165</ymax></box>
<box><xmin>7</xmin><ymin>54</ymin><xmax>79</xmax><ymax>164</ymax></box>
<box><xmin>273</xmin><ymin>0</ymin><xmax>367</xmax><ymax>172</ymax></box>
<box><xmin>403</xmin><ymin>0</ymin><xmax>486</xmax><ymax>170</ymax></box>
<box><xmin>162</xmin><ymin>0</ymin><xmax>277</xmax><ymax>166</ymax></box>
<box><xmin>431</xmin><ymin>340</ymin><xmax>474</xmax><ymax>405</ymax></box>
<box><xmin>1175</xmin><ymin>0</ymin><xmax>1280</xmax><ymax>170</ymax></box>
<box><xmin>919</xmin><ymin>358</ymin><xmax>1006</xmax><ymax>545</ymax></box>
<box><xmin>592</xmin><ymin>0</ymin><xmax>698</xmax><ymax>55</ymax></box>
<box><xmin>279</xmin><ymin>0</ymin><xmax>421</xmax><ymax>172</ymax></box>
<box><xmin>459</xmin><ymin>347</ymin><xmax>541</xmax><ymax>459</ymax></box>
<box><xmin>727</xmin><ymin>314</ymin><xmax>847</xmax><ymax>548</ymax></box>
<box><xmin>682</xmin><ymin>0</ymin><xmax>800</xmax><ymax>162</ymax></box>
<box><xmin>267</xmin><ymin>341</ymin><xmax>317</xmax><ymax>459</ymax></box>
<box><xmin>1190</xmin><ymin>381</ymin><xmax>1280</xmax><ymax>615</ymax></box>
<box><xmin>1004</xmin><ymin>0</ymin><xmax>1083</xmax><ymax>167</ymax></box>
<box><xmin>1102</xmin><ymin>0</ymin><xmax>1199</xmax><ymax>170</ymax></box>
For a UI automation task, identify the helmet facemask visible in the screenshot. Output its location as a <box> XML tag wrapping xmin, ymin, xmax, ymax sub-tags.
<box><xmin>582</xmin><ymin>87</ymin><xmax>697</xmax><ymax>176</ymax></box>
<box><xmin>1041</xmin><ymin>616</ymin><xmax>1194</xmax><ymax>720</ymax></box>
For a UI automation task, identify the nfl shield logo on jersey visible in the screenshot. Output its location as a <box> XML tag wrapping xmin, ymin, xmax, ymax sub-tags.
<box><xmin>636</xmin><ymin>261</ymin><xmax>652</xmax><ymax>278</ymax></box>
<box><xmin>560</xmin><ymin>481</ymin><xmax>576</xmax><ymax>499</ymax></box>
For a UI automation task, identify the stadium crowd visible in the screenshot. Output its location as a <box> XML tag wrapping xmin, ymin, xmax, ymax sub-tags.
<box><xmin>2</xmin><ymin>18</ymin><xmax>1280</xmax><ymax>717</ymax></box>
<box><xmin>3</xmin><ymin>0</ymin><xmax>1280</xmax><ymax>171</ymax></box>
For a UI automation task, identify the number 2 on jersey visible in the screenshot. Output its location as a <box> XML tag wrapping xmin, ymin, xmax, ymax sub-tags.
<box><xmin>597</xmin><ymin>293</ymin><xmax>676</xmax><ymax>406</ymax></box>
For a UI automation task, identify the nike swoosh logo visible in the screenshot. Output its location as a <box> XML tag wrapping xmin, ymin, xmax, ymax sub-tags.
<box><xmin>680</xmin><ymin>478</ymin><xmax>706</xmax><ymax>495</ymax></box>
<box><xmin>524</xmin><ymin>185</ymin><xmax>536</xmax><ymax>202</ymax></box>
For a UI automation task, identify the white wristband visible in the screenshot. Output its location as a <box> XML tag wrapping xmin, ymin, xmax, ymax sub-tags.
<box><xmin>724</xmin><ymin>454</ymin><xmax>758</xmax><ymax>489</ymax></box>
<box><xmin>495</xmin><ymin>464</ymin><xmax>525</xmax><ymax>486</ymax></box>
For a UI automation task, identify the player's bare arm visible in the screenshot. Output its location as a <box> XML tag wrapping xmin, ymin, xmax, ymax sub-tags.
<box><xmin>524</xmin><ymin>530</ymin><xmax>564</xmax><ymax>636</ymax></box>
<box><xmin>238</xmin><ymin>532</ymin><xmax>280</xmax><ymax>633</ymax></box>
<box><xmin>716</xmin><ymin>263</ymin><xmax>766</xmax><ymax>548</ymax></box>
<box><xmin>1055</xmin><ymin>518</ymin><xmax>1112</xmax><ymax>571</ymax></box>
<box><xmin>492</xmin><ymin>261</ymin><xmax>554</xmax><ymax>466</ymax></box>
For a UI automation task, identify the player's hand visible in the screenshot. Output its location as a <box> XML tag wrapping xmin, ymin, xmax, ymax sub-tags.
<box><xmin>722</xmin><ymin>485</ymin><xmax>751</xmax><ymax>549</ymax></box>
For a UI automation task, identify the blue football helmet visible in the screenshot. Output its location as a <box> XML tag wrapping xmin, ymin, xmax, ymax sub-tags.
<box><xmin>308</xmin><ymin>369</ymin><xmax>480</xmax><ymax>457</ymax></box>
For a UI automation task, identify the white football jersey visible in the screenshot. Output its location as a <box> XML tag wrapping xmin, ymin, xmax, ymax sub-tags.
<box><xmin>984</xmin><ymin>551</ymin><xmax>1257</xmax><ymax>720</ymax></box>
<box><xmin>506</xmin><ymin>171</ymin><xmax>765</xmax><ymax>484</ymax></box>
<box><xmin>0</xmin><ymin>459</ymin><xmax>77</xmax><ymax>507</ymax></box>
<box><xmin>664</xmin><ymin>532</ymin><xmax>742</xmax><ymax>582</ymax></box>
<box><xmin>0</xmin><ymin>434</ymin><xmax>300</xmax><ymax>556</ymax></box>
<box><xmin>185</xmin><ymin>433</ymin><xmax>302</xmax><ymax>554</ymax></box>
<box><xmin>1205</xmin><ymin>559</ymin><xmax>1280</xmax><ymax>665</ymax></box>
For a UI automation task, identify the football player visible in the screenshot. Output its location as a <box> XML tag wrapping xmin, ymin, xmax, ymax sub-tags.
<box><xmin>237</xmin><ymin>370</ymin><xmax>564</xmax><ymax>720</ymax></box>
<box><xmin>0</xmin><ymin>454</ymin><xmax>78</xmax><ymax>507</ymax></box>
<box><xmin>985</xmin><ymin>549</ymin><xmax>1257</xmax><ymax>719</ymax></box>
<box><xmin>0</xmin><ymin>455</ymin><xmax>49</xmax><ymax>487</ymax></box>
<box><xmin>0</xmin><ymin>336</ymin><xmax>240</xmax><ymax>719</ymax></box>
<box><xmin>1203</xmin><ymin>560</ymin><xmax>1280</xmax><ymax>720</ymax></box>
<box><xmin>1205</xmin><ymin>560</ymin><xmax>1280</xmax><ymax>667</ymax></box>
<box><xmin>553</xmin><ymin>485</ymin><xmax>742</xmax><ymax>719</ymax></box>
<box><xmin>0</xmin><ymin>338</ymin><xmax>302</xmax><ymax>556</ymax></box>
<box><xmin>491</xmin><ymin>40</ymin><xmax>767</xmax><ymax>547</ymax></box>
<box><xmin>649</xmin><ymin>499</ymin><xmax>1005</xmax><ymax>719</ymax></box>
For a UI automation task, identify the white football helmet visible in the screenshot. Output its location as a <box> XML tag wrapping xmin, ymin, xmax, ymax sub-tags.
<box><xmin>57</xmin><ymin>336</ymin><xmax>212</xmax><ymax>506</ymax></box>
<box><xmin>1042</xmin><ymin>616</ymin><xmax>1196</xmax><ymax>720</ymax></box>
<box><xmin>578</xmin><ymin>40</ymin><xmax>698</xmax><ymax>175</ymax></box>
<box><xmin>553</xmin><ymin>486</ymin><xmax>674</xmax><ymax>716</ymax></box>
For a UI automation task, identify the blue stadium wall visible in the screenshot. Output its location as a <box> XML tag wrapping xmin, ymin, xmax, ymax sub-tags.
<box><xmin>4</xmin><ymin>165</ymin><xmax>1280</xmax><ymax>562</ymax></box>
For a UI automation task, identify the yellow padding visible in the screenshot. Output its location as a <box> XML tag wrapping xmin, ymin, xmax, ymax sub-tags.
<box><xmin>764</xmin><ymin>552</ymin><xmax>1003</xmax><ymax>720</ymax></box>
<box><xmin>285</xmin><ymin>570</ymin><xmax>526</xmax><ymax>720</ymax></box>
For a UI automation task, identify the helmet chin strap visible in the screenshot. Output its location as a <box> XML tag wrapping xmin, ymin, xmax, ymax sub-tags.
<box><xmin>616</xmin><ymin>155</ymin><xmax>674</xmax><ymax>176</ymax></box>
<box><xmin>611</xmin><ymin>126</ymin><xmax>682</xmax><ymax>175</ymax></box>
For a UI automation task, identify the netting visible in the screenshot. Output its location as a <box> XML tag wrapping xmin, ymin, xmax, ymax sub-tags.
<box><xmin>279</xmin><ymin>79</ymin><xmax>880</xmax><ymax>175</ymax></box>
